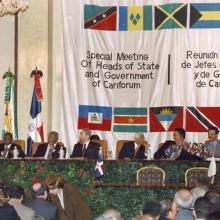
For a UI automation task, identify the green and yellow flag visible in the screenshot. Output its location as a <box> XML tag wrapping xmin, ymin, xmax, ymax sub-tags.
<box><xmin>2</xmin><ymin>71</ymin><xmax>18</xmax><ymax>139</ymax></box>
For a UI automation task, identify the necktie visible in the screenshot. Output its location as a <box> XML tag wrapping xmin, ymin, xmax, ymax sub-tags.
<box><xmin>82</xmin><ymin>144</ymin><xmax>86</xmax><ymax>157</ymax></box>
<box><xmin>47</xmin><ymin>145</ymin><xmax>54</xmax><ymax>159</ymax></box>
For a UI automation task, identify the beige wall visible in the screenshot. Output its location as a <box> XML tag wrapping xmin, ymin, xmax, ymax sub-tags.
<box><xmin>0</xmin><ymin>0</ymin><xmax>63</xmax><ymax>142</ymax></box>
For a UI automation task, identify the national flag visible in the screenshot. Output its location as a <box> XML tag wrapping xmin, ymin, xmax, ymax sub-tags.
<box><xmin>113</xmin><ymin>107</ymin><xmax>147</xmax><ymax>133</ymax></box>
<box><xmin>95</xmin><ymin>149</ymin><xmax>104</xmax><ymax>178</ymax></box>
<box><xmin>84</xmin><ymin>5</ymin><xmax>117</xmax><ymax>31</ymax></box>
<box><xmin>190</xmin><ymin>3</ymin><xmax>220</xmax><ymax>29</ymax></box>
<box><xmin>119</xmin><ymin>6</ymin><xmax>152</xmax><ymax>31</ymax></box>
<box><xmin>150</xmin><ymin>107</ymin><xmax>183</xmax><ymax>132</ymax></box>
<box><xmin>186</xmin><ymin>107</ymin><xmax>220</xmax><ymax>132</ymax></box>
<box><xmin>27</xmin><ymin>69</ymin><xmax>44</xmax><ymax>156</ymax></box>
<box><xmin>2</xmin><ymin>71</ymin><xmax>18</xmax><ymax>139</ymax></box>
<box><xmin>78</xmin><ymin>105</ymin><xmax>112</xmax><ymax>131</ymax></box>
<box><xmin>155</xmin><ymin>3</ymin><xmax>187</xmax><ymax>30</ymax></box>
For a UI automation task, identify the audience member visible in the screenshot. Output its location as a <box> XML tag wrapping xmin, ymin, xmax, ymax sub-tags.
<box><xmin>193</xmin><ymin>197</ymin><xmax>212</xmax><ymax>220</ymax></box>
<box><xmin>142</xmin><ymin>200</ymin><xmax>162</xmax><ymax>220</ymax></box>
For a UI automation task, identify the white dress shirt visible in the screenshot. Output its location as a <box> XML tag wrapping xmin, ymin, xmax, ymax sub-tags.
<box><xmin>44</xmin><ymin>143</ymin><xmax>57</xmax><ymax>159</ymax></box>
<box><xmin>57</xmin><ymin>189</ymin><xmax>65</xmax><ymax>209</ymax></box>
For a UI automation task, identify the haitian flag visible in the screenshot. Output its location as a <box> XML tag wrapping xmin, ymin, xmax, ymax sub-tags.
<box><xmin>84</xmin><ymin>5</ymin><xmax>117</xmax><ymax>31</ymax></box>
<box><xmin>186</xmin><ymin>107</ymin><xmax>220</xmax><ymax>132</ymax></box>
<box><xmin>78</xmin><ymin>105</ymin><xmax>112</xmax><ymax>131</ymax></box>
<box><xmin>113</xmin><ymin>107</ymin><xmax>147</xmax><ymax>132</ymax></box>
<box><xmin>150</xmin><ymin>107</ymin><xmax>183</xmax><ymax>132</ymax></box>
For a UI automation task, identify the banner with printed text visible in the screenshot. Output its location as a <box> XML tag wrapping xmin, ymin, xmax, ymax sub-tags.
<box><xmin>61</xmin><ymin>0</ymin><xmax>220</xmax><ymax>158</ymax></box>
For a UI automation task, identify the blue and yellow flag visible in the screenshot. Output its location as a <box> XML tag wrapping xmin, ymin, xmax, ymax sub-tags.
<box><xmin>119</xmin><ymin>6</ymin><xmax>152</xmax><ymax>31</ymax></box>
<box><xmin>190</xmin><ymin>3</ymin><xmax>220</xmax><ymax>28</ymax></box>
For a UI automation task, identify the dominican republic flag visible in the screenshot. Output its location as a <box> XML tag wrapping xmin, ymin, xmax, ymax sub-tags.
<box><xmin>95</xmin><ymin>150</ymin><xmax>104</xmax><ymax>178</ymax></box>
<box><xmin>78</xmin><ymin>105</ymin><xmax>112</xmax><ymax>131</ymax></box>
<box><xmin>27</xmin><ymin>70</ymin><xmax>44</xmax><ymax>156</ymax></box>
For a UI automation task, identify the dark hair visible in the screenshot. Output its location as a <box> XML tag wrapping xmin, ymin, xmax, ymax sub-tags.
<box><xmin>174</xmin><ymin>128</ymin><xmax>186</xmax><ymax>139</ymax></box>
<box><xmin>4</xmin><ymin>132</ymin><xmax>13</xmax><ymax>138</ymax></box>
<box><xmin>7</xmin><ymin>186</ymin><xmax>25</xmax><ymax>200</ymax></box>
<box><xmin>194</xmin><ymin>197</ymin><xmax>212</xmax><ymax>219</ymax></box>
<box><xmin>208</xmin><ymin>127</ymin><xmax>219</xmax><ymax>135</ymax></box>
<box><xmin>204</xmin><ymin>190</ymin><xmax>220</xmax><ymax>205</ymax></box>
<box><xmin>90</xmin><ymin>135</ymin><xmax>100</xmax><ymax>141</ymax></box>
<box><xmin>207</xmin><ymin>211</ymin><xmax>220</xmax><ymax>220</ymax></box>
<box><xmin>143</xmin><ymin>200</ymin><xmax>162</xmax><ymax>217</ymax></box>
<box><xmin>213</xmin><ymin>198</ymin><xmax>220</xmax><ymax>212</ymax></box>
<box><xmin>32</xmin><ymin>185</ymin><xmax>47</xmax><ymax>198</ymax></box>
<box><xmin>159</xmin><ymin>199</ymin><xmax>172</xmax><ymax>220</ymax></box>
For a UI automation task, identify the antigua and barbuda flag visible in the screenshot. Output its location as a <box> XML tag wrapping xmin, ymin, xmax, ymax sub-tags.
<box><xmin>155</xmin><ymin>3</ymin><xmax>187</xmax><ymax>30</ymax></box>
<box><xmin>84</xmin><ymin>5</ymin><xmax>117</xmax><ymax>31</ymax></box>
<box><xmin>95</xmin><ymin>149</ymin><xmax>104</xmax><ymax>178</ymax></box>
<box><xmin>78</xmin><ymin>105</ymin><xmax>112</xmax><ymax>131</ymax></box>
<box><xmin>150</xmin><ymin>107</ymin><xmax>183</xmax><ymax>132</ymax></box>
<box><xmin>119</xmin><ymin>6</ymin><xmax>152</xmax><ymax>31</ymax></box>
<box><xmin>27</xmin><ymin>69</ymin><xmax>44</xmax><ymax>156</ymax></box>
<box><xmin>113</xmin><ymin>107</ymin><xmax>147</xmax><ymax>132</ymax></box>
<box><xmin>190</xmin><ymin>3</ymin><xmax>220</xmax><ymax>29</ymax></box>
<box><xmin>186</xmin><ymin>107</ymin><xmax>220</xmax><ymax>132</ymax></box>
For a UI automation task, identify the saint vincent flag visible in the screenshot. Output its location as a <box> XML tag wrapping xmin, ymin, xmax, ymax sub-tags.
<box><xmin>150</xmin><ymin>107</ymin><xmax>183</xmax><ymax>132</ymax></box>
<box><xmin>186</xmin><ymin>107</ymin><xmax>220</xmax><ymax>132</ymax></box>
<box><xmin>155</xmin><ymin>3</ymin><xmax>187</xmax><ymax>30</ymax></box>
<box><xmin>84</xmin><ymin>5</ymin><xmax>117</xmax><ymax>31</ymax></box>
<box><xmin>113</xmin><ymin>107</ymin><xmax>147</xmax><ymax>132</ymax></box>
<box><xmin>78</xmin><ymin>105</ymin><xmax>112</xmax><ymax>131</ymax></box>
<box><xmin>190</xmin><ymin>3</ymin><xmax>220</xmax><ymax>28</ymax></box>
<box><xmin>119</xmin><ymin>6</ymin><xmax>152</xmax><ymax>31</ymax></box>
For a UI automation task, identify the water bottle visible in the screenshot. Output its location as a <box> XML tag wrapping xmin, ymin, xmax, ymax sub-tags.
<box><xmin>13</xmin><ymin>147</ymin><xmax>19</xmax><ymax>159</ymax></box>
<box><xmin>60</xmin><ymin>147</ymin><xmax>65</xmax><ymax>159</ymax></box>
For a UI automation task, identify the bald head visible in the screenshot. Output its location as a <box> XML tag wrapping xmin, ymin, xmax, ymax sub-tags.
<box><xmin>175</xmin><ymin>189</ymin><xmax>193</xmax><ymax>209</ymax></box>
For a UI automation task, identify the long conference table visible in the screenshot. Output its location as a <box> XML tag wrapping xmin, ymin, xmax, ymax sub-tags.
<box><xmin>0</xmin><ymin>158</ymin><xmax>219</xmax><ymax>220</ymax></box>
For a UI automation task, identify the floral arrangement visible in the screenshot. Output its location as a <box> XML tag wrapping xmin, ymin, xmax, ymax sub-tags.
<box><xmin>183</xmin><ymin>142</ymin><xmax>209</xmax><ymax>159</ymax></box>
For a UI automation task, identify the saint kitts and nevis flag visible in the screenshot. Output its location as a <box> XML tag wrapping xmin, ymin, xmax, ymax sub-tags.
<box><xmin>27</xmin><ymin>69</ymin><xmax>44</xmax><ymax>156</ymax></box>
<box><xmin>2</xmin><ymin>70</ymin><xmax>18</xmax><ymax>139</ymax></box>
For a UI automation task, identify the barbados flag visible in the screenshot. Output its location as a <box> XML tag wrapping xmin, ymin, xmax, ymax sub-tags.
<box><xmin>190</xmin><ymin>3</ymin><xmax>220</xmax><ymax>28</ymax></box>
<box><xmin>119</xmin><ymin>6</ymin><xmax>152</xmax><ymax>31</ymax></box>
<box><xmin>84</xmin><ymin>5</ymin><xmax>117</xmax><ymax>31</ymax></box>
<box><xmin>113</xmin><ymin>107</ymin><xmax>147</xmax><ymax>132</ymax></box>
<box><xmin>78</xmin><ymin>105</ymin><xmax>112</xmax><ymax>131</ymax></box>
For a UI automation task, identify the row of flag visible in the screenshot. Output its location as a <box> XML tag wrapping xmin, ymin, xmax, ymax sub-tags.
<box><xmin>78</xmin><ymin>105</ymin><xmax>220</xmax><ymax>133</ymax></box>
<box><xmin>2</xmin><ymin>69</ymin><xmax>44</xmax><ymax>156</ymax></box>
<box><xmin>84</xmin><ymin>3</ymin><xmax>220</xmax><ymax>31</ymax></box>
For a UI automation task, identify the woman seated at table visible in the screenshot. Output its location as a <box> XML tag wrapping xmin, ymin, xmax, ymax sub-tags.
<box><xmin>154</xmin><ymin>128</ymin><xmax>202</xmax><ymax>160</ymax></box>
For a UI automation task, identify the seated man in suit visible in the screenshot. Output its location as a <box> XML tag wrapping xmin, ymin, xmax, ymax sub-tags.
<box><xmin>34</xmin><ymin>131</ymin><xmax>66</xmax><ymax>159</ymax></box>
<box><xmin>204</xmin><ymin>126</ymin><xmax>220</xmax><ymax>158</ymax></box>
<box><xmin>118</xmin><ymin>133</ymin><xmax>149</xmax><ymax>160</ymax></box>
<box><xmin>154</xmin><ymin>128</ymin><xmax>201</xmax><ymax>160</ymax></box>
<box><xmin>0</xmin><ymin>132</ymin><xmax>26</xmax><ymax>159</ymax></box>
<box><xmin>70</xmin><ymin>128</ymin><xmax>100</xmax><ymax>159</ymax></box>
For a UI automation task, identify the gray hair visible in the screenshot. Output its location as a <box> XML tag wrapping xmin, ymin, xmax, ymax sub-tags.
<box><xmin>82</xmin><ymin>128</ymin><xmax>92</xmax><ymax>138</ymax></box>
<box><xmin>175</xmin><ymin>189</ymin><xmax>193</xmax><ymax>209</ymax></box>
<box><xmin>191</xmin><ymin>187</ymin><xmax>207</xmax><ymax>206</ymax></box>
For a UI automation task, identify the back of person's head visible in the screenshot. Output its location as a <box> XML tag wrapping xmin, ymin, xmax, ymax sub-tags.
<box><xmin>207</xmin><ymin>212</ymin><xmax>220</xmax><ymax>220</ymax></box>
<box><xmin>205</xmin><ymin>190</ymin><xmax>220</xmax><ymax>205</ymax></box>
<box><xmin>194</xmin><ymin>179</ymin><xmax>210</xmax><ymax>191</ymax></box>
<box><xmin>175</xmin><ymin>189</ymin><xmax>193</xmax><ymax>209</ymax></box>
<box><xmin>95</xmin><ymin>208</ymin><xmax>122</xmax><ymax>220</ymax></box>
<box><xmin>143</xmin><ymin>201</ymin><xmax>162</xmax><ymax>218</ymax></box>
<box><xmin>32</xmin><ymin>182</ymin><xmax>47</xmax><ymax>199</ymax></box>
<box><xmin>90</xmin><ymin>135</ymin><xmax>100</xmax><ymax>141</ymax></box>
<box><xmin>7</xmin><ymin>185</ymin><xmax>25</xmax><ymax>200</ymax></box>
<box><xmin>213</xmin><ymin>197</ymin><xmax>220</xmax><ymax>212</ymax></box>
<box><xmin>159</xmin><ymin>199</ymin><xmax>172</xmax><ymax>220</ymax></box>
<box><xmin>194</xmin><ymin>197</ymin><xmax>212</xmax><ymax>219</ymax></box>
<box><xmin>134</xmin><ymin>215</ymin><xmax>156</xmax><ymax>220</ymax></box>
<box><xmin>45</xmin><ymin>175</ymin><xmax>65</xmax><ymax>190</ymax></box>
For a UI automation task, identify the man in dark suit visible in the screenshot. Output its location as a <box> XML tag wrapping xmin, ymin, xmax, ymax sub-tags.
<box><xmin>118</xmin><ymin>133</ymin><xmax>149</xmax><ymax>159</ymax></box>
<box><xmin>28</xmin><ymin>182</ymin><xmax>58</xmax><ymax>220</ymax></box>
<box><xmin>70</xmin><ymin>128</ymin><xmax>100</xmax><ymax>159</ymax></box>
<box><xmin>154</xmin><ymin>128</ymin><xmax>202</xmax><ymax>160</ymax></box>
<box><xmin>34</xmin><ymin>131</ymin><xmax>66</xmax><ymax>159</ymax></box>
<box><xmin>0</xmin><ymin>132</ymin><xmax>26</xmax><ymax>159</ymax></box>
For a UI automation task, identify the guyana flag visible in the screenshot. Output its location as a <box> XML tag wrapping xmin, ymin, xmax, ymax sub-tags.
<box><xmin>2</xmin><ymin>71</ymin><xmax>18</xmax><ymax>139</ymax></box>
<box><xmin>113</xmin><ymin>107</ymin><xmax>147</xmax><ymax>132</ymax></box>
